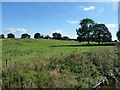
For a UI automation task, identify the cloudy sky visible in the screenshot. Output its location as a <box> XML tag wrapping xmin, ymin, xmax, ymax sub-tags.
<box><xmin>2</xmin><ymin>2</ymin><xmax>118</xmax><ymax>40</ymax></box>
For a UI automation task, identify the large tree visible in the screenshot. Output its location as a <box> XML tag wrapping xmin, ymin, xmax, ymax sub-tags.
<box><xmin>116</xmin><ymin>24</ymin><xmax>120</xmax><ymax>42</ymax></box>
<box><xmin>7</xmin><ymin>33</ymin><xmax>15</xmax><ymax>38</ymax></box>
<box><xmin>92</xmin><ymin>24</ymin><xmax>112</xmax><ymax>44</ymax></box>
<box><xmin>76</xmin><ymin>18</ymin><xmax>95</xmax><ymax>44</ymax></box>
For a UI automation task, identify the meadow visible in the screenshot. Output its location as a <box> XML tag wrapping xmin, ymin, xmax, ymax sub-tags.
<box><xmin>1</xmin><ymin>38</ymin><xmax>120</xmax><ymax>88</ymax></box>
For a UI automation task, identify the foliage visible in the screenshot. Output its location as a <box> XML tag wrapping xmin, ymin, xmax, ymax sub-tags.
<box><xmin>7</xmin><ymin>33</ymin><xmax>15</xmax><ymax>38</ymax></box>
<box><xmin>76</xmin><ymin>18</ymin><xmax>95</xmax><ymax>44</ymax></box>
<box><xmin>76</xmin><ymin>18</ymin><xmax>112</xmax><ymax>44</ymax></box>
<box><xmin>44</xmin><ymin>35</ymin><xmax>51</xmax><ymax>39</ymax></box>
<box><xmin>34</xmin><ymin>33</ymin><xmax>41</xmax><ymax>39</ymax></box>
<box><xmin>62</xmin><ymin>36</ymin><xmax>69</xmax><ymax>40</ymax></box>
<box><xmin>92</xmin><ymin>24</ymin><xmax>112</xmax><ymax>44</ymax></box>
<box><xmin>52</xmin><ymin>32</ymin><xmax>62</xmax><ymax>40</ymax></box>
<box><xmin>21</xmin><ymin>33</ymin><xmax>30</xmax><ymax>38</ymax></box>
<box><xmin>0</xmin><ymin>34</ymin><xmax>4</xmax><ymax>38</ymax></box>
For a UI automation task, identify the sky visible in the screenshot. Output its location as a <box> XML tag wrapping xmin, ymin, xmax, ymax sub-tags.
<box><xmin>2</xmin><ymin>1</ymin><xmax>119</xmax><ymax>40</ymax></box>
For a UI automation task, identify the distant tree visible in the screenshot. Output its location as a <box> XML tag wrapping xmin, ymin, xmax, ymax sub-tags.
<box><xmin>92</xmin><ymin>24</ymin><xmax>112</xmax><ymax>44</ymax></box>
<box><xmin>76</xmin><ymin>18</ymin><xmax>95</xmax><ymax>44</ymax></box>
<box><xmin>40</xmin><ymin>34</ymin><xmax>44</xmax><ymax>38</ymax></box>
<box><xmin>52</xmin><ymin>32</ymin><xmax>62</xmax><ymax>40</ymax></box>
<box><xmin>21</xmin><ymin>33</ymin><xmax>30</xmax><ymax>38</ymax></box>
<box><xmin>28</xmin><ymin>35</ymin><xmax>30</xmax><ymax>38</ymax></box>
<box><xmin>7</xmin><ymin>33</ymin><xmax>15</xmax><ymax>38</ymax></box>
<box><xmin>34</xmin><ymin>33</ymin><xmax>40</xmax><ymax>39</ymax></box>
<box><xmin>62</xmin><ymin>36</ymin><xmax>69</xmax><ymax>40</ymax></box>
<box><xmin>57</xmin><ymin>33</ymin><xmax>62</xmax><ymax>40</ymax></box>
<box><xmin>0</xmin><ymin>34</ymin><xmax>4</xmax><ymax>38</ymax></box>
<box><xmin>116</xmin><ymin>24</ymin><xmax>120</xmax><ymax>42</ymax></box>
<box><xmin>52</xmin><ymin>32</ymin><xmax>58</xmax><ymax>39</ymax></box>
<box><xmin>44</xmin><ymin>35</ymin><xmax>51</xmax><ymax>39</ymax></box>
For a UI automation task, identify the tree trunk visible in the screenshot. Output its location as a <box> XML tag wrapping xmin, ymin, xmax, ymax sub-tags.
<box><xmin>98</xmin><ymin>41</ymin><xmax>100</xmax><ymax>45</ymax></box>
<box><xmin>88</xmin><ymin>40</ymin><xmax>90</xmax><ymax>44</ymax></box>
<box><xmin>98</xmin><ymin>34</ymin><xmax>100</xmax><ymax>45</ymax></box>
<box><xmin>87</xmin><ymin>32</ymin><xmax>90</xmax><ymax>44</ymax></box>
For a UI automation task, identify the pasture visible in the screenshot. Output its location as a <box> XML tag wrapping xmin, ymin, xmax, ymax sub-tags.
<box><xmin>2</xmin><ymin>38</ymin><xmax>114</xmax><ymax>63</ymax></box>
<box><xmin>2</xmin><ymin>39</ymin><xmax>103</xmax><ymax>63</ymax></box>
<box><xmin>1</xmin><ymin>38</ymin><xmax>120</xmax><ymax>88</ymax></box>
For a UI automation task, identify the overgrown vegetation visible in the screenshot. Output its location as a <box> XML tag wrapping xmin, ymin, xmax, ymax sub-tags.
<box><xmin>2</xmin><ymin>39</ymin><xmax>120</xmax><ymax>88</ymax></box>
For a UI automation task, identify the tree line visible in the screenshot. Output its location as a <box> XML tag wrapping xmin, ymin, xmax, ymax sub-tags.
<box><xmin>0</xmin><ymin>32</ymin><xmax>72</xmax><ymax>40</ymax></box>
<box><xmin>0</xmin><ymin>18</ymin><xmax>120</xmax><ymax>43</ymax></box>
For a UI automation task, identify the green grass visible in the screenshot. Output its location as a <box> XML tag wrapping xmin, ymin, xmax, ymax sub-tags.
<box><xmin>2</xmin><ymin>38</ymin><xmax>119</xmax><ymax>88</ymax></box>
<box><xmin>2</xmin><ymin>38</ymin><xmax>115</xmax><ymax>63</ymax></box>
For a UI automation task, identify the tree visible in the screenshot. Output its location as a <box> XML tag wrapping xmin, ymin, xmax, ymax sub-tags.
<box><xmin>116</xmin><ymin>24</ymin><xmax>120</xmax><ymax>42</ymax></box>
<box><xmin>34</xmin><ymin>33</ymin><xmax>40</xmax><ymax>39</ymax></box>
<box><xmin>76</xmin><ymin>18</ymin><xmax>95</xmax><ymax>44</ymax></box>
<box><xmin>40</xmin><ymin>34</ymin><xmax>44</xmax><ymax>38</ymax></box>
<box><xmin>21</xmin><ymin>33</ymin><xmax>30</xmax><ymax>38</ymax></box>
<box><xmin>52</xmin><ymin>32</ymin><xmax>62</xmax><ymax>40</ymax></box>
<box><xmin>57</xmin><ymin>33</ymin><xmax>62</xmax><ymax>40</ymax></box>
<box><xmin>52</xmin><ymin>32</ymin><xmax>58</xmax><ymax>39</ymax></box>
<box><xmin>7</xmin><ymin>33</ymin><xmax>15</xmax><ymax>38</ymax></box>
<box><xmin>62</xmin><ymin>36</ymin><xmax>69</xmax><ymax>40</ymax></box>
<box><xmin>0</xmin><ymin>34</ymin><xmax>4</xmax><ymax>38</ymax></box>
<box><xmin>44</xmin><ymin>35</ymin><xmax>51</xmax><ymax>39</ymax></box>
<box><xmin>92</xmin><ymin>24</ymin><xmax>112</xmax><ymax>44</ymax></box>
<box><xmin>28</xmin><ymin>35</ymin><xmax>30</xmax><ymax>38</ymax></box>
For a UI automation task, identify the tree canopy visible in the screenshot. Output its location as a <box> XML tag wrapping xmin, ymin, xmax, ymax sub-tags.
<box><xmin>21</xmin><ymin>33</ymin><xmax>30</xmax><ymax>38</ymax></box>
<box><xmin>92</xmin><ymin>24</ymin><xmax>112</xmax><ymax>44</ymax></box>
<box><xmin>76</xmin><ymin>18</ymin><xmax>95</xmax><ymax>44</ymax></box>
<box><xmin>0</xmin><ymin>34</ymin><xmax>4</xmax><ymax>38</ymax></box>
<box><xmin>44</xmin><ymin>35</ymin><xmax>51</xmax><ymax>39</ymax></box>
<box><xmin>62</xmin><ymin>36</ymin><xmax>69</xmax><ymax>40</ymax></box>
<box><xmin>7</xmin><ymin>33</ymin><xmax>15</xmax><ymax>38</ymax></box>
<box><xmin>52</xmin><ymin>32</ymin><xmax>62</xmax><ymax>40</ymax></box>
<box><xmin>34</xmin><ymin>33</ymin><xmax>41</xmax><ymax>39</ymax></box>
<box><xmin>76</xmin><ymin>18</ymin><xmax>112</xmax><ymax>44</ymax></box>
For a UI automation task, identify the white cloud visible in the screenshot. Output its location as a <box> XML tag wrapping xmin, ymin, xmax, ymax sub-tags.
<box><xmin>5</xmin><ymin>28</ymin><xmax>27</xmax><ymax>34</ymax></box>
<box><xmin>16</xmin><ymin>28</ymin><xmax>27</xmax><ymax>33</ymax></box>
<box><xmin>82</xmin><ymin>6</ymin><xmax>95</xmax><ymax>11</ymax></box>
<box><xmin>67</xmin><ymin>20</ymin><xmax>79</xmax><ymax>24</ymax></box>
<box><xmin>105</xmin><ymin>24</ymin><xmax>118</xmax><ymax>28</ymax></box>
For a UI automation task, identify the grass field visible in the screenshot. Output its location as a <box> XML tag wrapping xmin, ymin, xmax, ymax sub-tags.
<box><xmin>2</xmin><ymin>38</ymin><xmax>115</xmax><ymax>63</ymax></box>
<box><xmin>1</xmin><ymin>38</ymin><xmax>120</xmax><ymax>88</ymax></box>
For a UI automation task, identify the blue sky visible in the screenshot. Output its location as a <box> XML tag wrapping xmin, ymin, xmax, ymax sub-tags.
<box><xmin>2</xmin><ymin>2</ymin><xmax>118</xmax><ymax>40</ymax></box>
